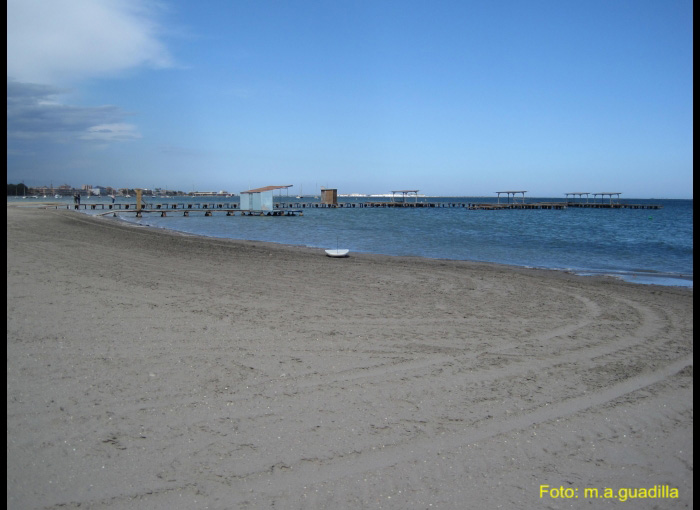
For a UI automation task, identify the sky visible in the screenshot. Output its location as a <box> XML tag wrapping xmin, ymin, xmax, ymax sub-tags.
<box><xmin>7</xmin><ymin>0</ymin><xmax>694</xmax><ymax>198</ymax></box>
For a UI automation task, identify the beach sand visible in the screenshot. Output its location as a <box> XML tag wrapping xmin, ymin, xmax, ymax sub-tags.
<box><xmin>7</xmin><ymin>206</ymin><xmax>693</xmax><ymax>509</ymax></box>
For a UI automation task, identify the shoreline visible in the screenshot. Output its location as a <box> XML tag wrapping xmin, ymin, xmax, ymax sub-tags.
<box><xmin>7</xmin><ymin>206</ymin><xmax>694</xmax><ymax>509</ymax></box>
<box><xmin>130</xmin><ymin>217</ymin><xmax>695</xmax><ymax>287</ymax></box>
<box><xmin>20</xmin><ymin>202</ymin><xmax>693</xmax><ymax>288</ymax></box>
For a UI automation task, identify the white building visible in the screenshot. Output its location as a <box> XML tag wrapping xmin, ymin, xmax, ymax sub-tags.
<box><xmin>239</xmin><ymin>185</ymin><xmax>292</xmax><ymax>212</ymax></box>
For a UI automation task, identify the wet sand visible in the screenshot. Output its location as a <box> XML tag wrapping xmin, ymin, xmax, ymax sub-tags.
<box><xmin>7</xmin><ymin>205</ymin><xmax>693</xmax><ymax>509</ymax></box>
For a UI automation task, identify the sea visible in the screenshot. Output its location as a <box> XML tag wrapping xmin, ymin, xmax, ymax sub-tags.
<box><xmin>20</xmin><ymin>195</ymin><xmax>693</xmax><ymax>288</ymax></box>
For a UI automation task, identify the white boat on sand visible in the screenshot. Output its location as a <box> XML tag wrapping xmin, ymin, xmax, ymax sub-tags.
<box><xmin>325</xmin><ymin>249</ymin><xmax>349</xmax><ymax>258</ymax></box>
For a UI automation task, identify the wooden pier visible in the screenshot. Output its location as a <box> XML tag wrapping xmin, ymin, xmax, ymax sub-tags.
<box><xmin>61</xmin><ymin>197</ymin><xmax>662</xmax><ymax>215</ymax></box>
<box><xmin>64</xmin><ymin>201</ymin><xmax>485</xmax><ymax>212</ymax></box>
<box><xmin>467</xmin><ymin>202</ymin><xmax>568</xmax><ymax>210</ymax></box>
<box><xmin>279</xmin><ymin>201</ymin><xmax>571</xmax><ymax>209</ymax></box>
<box><xmin>64</xmin><ymin>202</ymin><xmax>303</xmax><ymax>216</ymax></box>
<box><xmin>564</xmin><ymin>192</ymin><xmax>662</xmax><ymax>209</ymax></box>
<box><xmin>565</xmin><ymin>202</ymin><xmax>662</xmax><ymax>209</ymax></box>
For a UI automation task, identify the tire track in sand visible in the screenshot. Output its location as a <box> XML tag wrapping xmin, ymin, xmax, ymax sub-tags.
<box><xmin>206</xmin><ymin>354</ymin><xmax>693</xmax><ymax>500</ymax></box>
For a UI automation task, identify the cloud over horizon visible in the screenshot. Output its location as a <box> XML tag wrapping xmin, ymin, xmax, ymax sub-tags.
<box><xmin>7</xmin><ymin>78</ymin><xmax>140</xmax><ymax>144</ymax></box>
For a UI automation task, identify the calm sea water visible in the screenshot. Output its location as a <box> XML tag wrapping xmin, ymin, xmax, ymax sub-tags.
<box><xmin>28</xmin><ymin>195</ymin><xmax>693</xmax><ymax>287</ymax></box>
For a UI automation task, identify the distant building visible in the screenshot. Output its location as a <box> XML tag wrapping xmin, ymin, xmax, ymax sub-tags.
<box><xmin>189</xmin><ymin>190</ymin><xmax>232</xmax><ymax>196</ymax></box>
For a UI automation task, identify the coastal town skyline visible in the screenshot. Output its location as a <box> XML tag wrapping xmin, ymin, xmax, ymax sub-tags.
<box><xmin>7</xmin><ymin>0</ymin><xmax>693</xmax><ymax>199</ymax></box>
<box><xmin>8</xmin><ymin>180</ymin><xmax>691</xmax><ymax>201</ymax></box>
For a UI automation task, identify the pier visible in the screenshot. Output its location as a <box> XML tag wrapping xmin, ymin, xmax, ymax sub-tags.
<box><xmin>64</xmin><ymin>202</ymin><xmax>303</xmax><ymax>216</ymax></box>
<box><xmin>564</xmin><ymin>192</ymin><xmax>662</xmax><ymax>209</ymax></box>
<box><xmin>565</xmin><ymin>202</ymin><xmax>662</xmax><ymax>209</ymax></box>
<box><xmin>465</xmin><ymin>202</ymin><xmax>569</xmax><ymax>210</ymax></box>
<box><xmin>60</xmin><ymin>187</ymin><xmax>663</xmax><ymax>216</ymax></box>
<box><xmin>62</xmin><ymin>197</ymin><xmax>662</xmax><ymax>215</ymax></box>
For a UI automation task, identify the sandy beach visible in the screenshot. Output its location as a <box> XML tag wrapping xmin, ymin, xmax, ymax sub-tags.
<box><xmin>7</xmin><ymin>205</ymin><xmax>693</xmax><ymax>509</ymax></box>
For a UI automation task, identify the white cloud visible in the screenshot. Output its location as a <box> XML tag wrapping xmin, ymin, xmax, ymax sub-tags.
<box><xmin>7</xmin><ymin>0</ymin><xmax>173</xmax><ymax>84</ymax></box>
<box><xmin>80</xmin><ymin>123</ymin><xmax>142</xmax><ymax>141</ymax></box>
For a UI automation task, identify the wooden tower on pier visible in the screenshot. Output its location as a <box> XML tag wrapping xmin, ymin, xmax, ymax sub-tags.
<box><xmin>321</xmin><ymin>188</ymin><xmax>338</xmax><ymax>206</ymax></box>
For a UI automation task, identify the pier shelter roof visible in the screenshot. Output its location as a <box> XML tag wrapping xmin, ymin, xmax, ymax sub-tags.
<box><xmin>390</xmin><ymin>190</ymin><xmax>419</xmax><ymax>203</ymax></box>
<box><xmin>565</xmin><ymin>192</ymin><xmax>591</xmax><ymax>203</ymax></box>
<box><xmin>592</xmin><ymin>192</ymin><xmax>622</xmax><ymax>204</ymax></box>
<box><xmin>240</xmin><ymin>185</ymin><xmax>293</xmax><ymax>194</ymax></box>
<box><xmin>495</xmin><ymin>191</ymin><xmax>527</xmax><ymax>203</ymax></box>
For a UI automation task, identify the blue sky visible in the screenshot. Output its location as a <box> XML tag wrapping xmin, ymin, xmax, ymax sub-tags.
<box><xmin>7</xmin><ymin>0</ymin><xmax>693</xmax><ymax>198</ymax></box>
